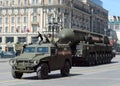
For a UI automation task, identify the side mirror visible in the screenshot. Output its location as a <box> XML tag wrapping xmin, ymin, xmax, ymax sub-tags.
<box><xmin>51</xmin><ymin>49</ymin><xmax>58</xmax><ymax>56</ymax></box>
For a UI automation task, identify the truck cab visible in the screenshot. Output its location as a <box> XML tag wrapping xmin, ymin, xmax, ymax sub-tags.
<box><xmin>9</xmin><ymin>43</ymin><xmax>72</xmax><ymax>79</ymax></box>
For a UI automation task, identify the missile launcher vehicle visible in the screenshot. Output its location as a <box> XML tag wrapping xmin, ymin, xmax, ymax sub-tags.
<box><xmin>58</xmin><ymin>29</ymin><xmax>115</xmax><ymax>66</ymax></box>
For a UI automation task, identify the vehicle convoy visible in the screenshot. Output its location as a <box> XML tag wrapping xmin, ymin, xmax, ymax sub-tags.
<box><xmin>9</xmin><ymin>33</ymin><xmax>72</xmax><ymax>79</ymax></box>
<box><xmin>9</xmin><ymin>28</ymin><xmax>115</xmax><ymax>79</ymax></box>
<box><xmin>58</xmin><ymin>29</ymin><xmax>115</xmax><ymax>66</ymax></box>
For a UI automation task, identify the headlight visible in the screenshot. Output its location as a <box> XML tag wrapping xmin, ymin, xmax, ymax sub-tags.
<box><xmin>33</xmin><ymin>60</ymin><xmax>39</xmax><ymax>65</ymax></box>
<box><xmin>9</xmin><ymin>59</ymin><xmax>16</xmax><ymax>66</ymax></box>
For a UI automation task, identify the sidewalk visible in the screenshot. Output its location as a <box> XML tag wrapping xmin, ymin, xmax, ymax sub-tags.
<box><xmin>0</xmin><ymin>58</ymin><xmax>11</xmax><ymax>62</ymax></box>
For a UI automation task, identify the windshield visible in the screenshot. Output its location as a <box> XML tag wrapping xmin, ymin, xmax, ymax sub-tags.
<box><xmin>24</xmin><ymin>47</ymin><xmax>35</xmax><ymax>53</ymax></box>
<box><xmin>24</xmin><ymin>47</ymin><xmax>49</xmax><ymax>53</ymax></box>
<box><xmin>37</xmin><ymin>47</ymin><xmax>49</xmax><ymax>53</ymax></box>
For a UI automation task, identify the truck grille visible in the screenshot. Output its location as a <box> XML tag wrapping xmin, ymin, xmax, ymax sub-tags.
<box><xmin>16</xmin><ymin>60</ymin><xmax>32</xmax><ymax>67</ymax></box>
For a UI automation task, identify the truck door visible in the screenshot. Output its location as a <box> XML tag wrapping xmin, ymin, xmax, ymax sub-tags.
<box><xmin>50</xmin><ymin>48</ymin><xmax>59</xmax><ymax>70</ymax></box>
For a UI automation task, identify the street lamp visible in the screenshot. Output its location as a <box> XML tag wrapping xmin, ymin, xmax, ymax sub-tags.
<box><xmin>104</xmin><ymin>28</ymin><xmax>107</xmax><ymax>36</ymax></box>
<box><xmin>51</xmin><ymin>18</ymin><xmax>55</xmax><ymax>42</ymax></box>
<box><xmin>90</xmin><ymin>8</ymin><xmax>93</xmax><ymax>32</ymax></box>
<box><xmin>69</xmin><ymin>0</ymin><xmax>73</xmax><ymax>29</ymax></box>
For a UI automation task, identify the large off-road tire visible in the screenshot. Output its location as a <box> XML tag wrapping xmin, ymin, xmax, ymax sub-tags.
<box><xmin>61</xmin><ymin>61</ymin><xmax>71</xmax><ymax>76</ymax></box>
<box><xmin>37</xmin><ymin>63</ymin><xmax>49</xmax><ymax>79</ymax></box>
<box><xmin>11</xmin><ymin>68</ymin><xmax>23</xmax><ymax>79</ymax></box>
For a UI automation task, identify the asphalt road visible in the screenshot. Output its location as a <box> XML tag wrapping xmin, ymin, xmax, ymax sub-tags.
<box><xmin>0</xmin><ymin>55</ymin><xmax>120</xmax><ymax>86</ymax></box>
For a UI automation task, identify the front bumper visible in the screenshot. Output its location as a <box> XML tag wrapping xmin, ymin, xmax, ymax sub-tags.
<box><xmin>11</xmin><ymin>60</ymin><xmax>38</xmax><ymax>73</ymax></box>
<box><xmin>12</xmin><ymin>66</ymin><xmax>35</xmax><ymax>73</ymax></box>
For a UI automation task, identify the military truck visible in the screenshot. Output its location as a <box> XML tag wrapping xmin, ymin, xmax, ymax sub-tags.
<box><xmin>58</xmin><ymin>29</ymin><xmax>115</xmax><ymax>66</ymax></box>
<box><xmin>9</xmin><ymin>42</ymin><xmax>72</xmax><ymax>79</ymax></box>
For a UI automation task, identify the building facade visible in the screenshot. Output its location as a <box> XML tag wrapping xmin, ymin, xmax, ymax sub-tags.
<box><xmin>108</xmin><ymin>16</ymin><xmax>120</xmax><ymax>31</ymax></box>
<box><xmin>80</xmin><ymin>0</ymin><xmax>108</xmax><ymax>33</ymax></box>
<box><xmin>0</xmin><ymin>0</ymin><xmax>108</xmax><ymax>52</ymax></box>
<box><xmin>108</xmin><ymin>16</ymin><xmax>120</xmax><ymax>39</ymax></box>
<box><xmin>108</xmin><ymin>15</ymin><xmax>120</xmax><ymax>41</ymax></box>
<box><xmin>108</xmin><ymin>15</ymin><xmax>120</xmax><ymax>51</ymax></box>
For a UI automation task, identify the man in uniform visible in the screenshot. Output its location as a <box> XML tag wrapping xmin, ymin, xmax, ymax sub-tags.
<box><xmin>15</xmin><ymin>42</ymin><xmax>23</xmax><ymax>56</ymax></box>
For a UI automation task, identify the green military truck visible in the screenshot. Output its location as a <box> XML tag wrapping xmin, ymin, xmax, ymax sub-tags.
<box><xmin>58</xmin><ymin>29</ymin><xmax>115</xmax><ymax>66</ymax></box>
<box><xmin>9</xmin><ymin>43</ymin><xmax>72</xmax><ymax>79</ymax></box>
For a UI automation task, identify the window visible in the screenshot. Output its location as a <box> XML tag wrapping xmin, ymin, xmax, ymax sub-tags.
<box><xmin>24</xmin><ymin>8</ymin><xmax>26</xmax><ymax>13</ymax></box>
<box><xmin>24</xmin><ymin>47</ymin><xmax>35</xmax><ymax>53</ymax></box>
<box><xmin>32</xmin><ymin>25</ymin><xmax>37</xmax><ymax>32</ymax></box>
<box><xmin>0</xmin><ymin>27</ymin><xmax>2</xmax><ymax>32</ymax></box>
<box><xmin>58</xmin><ymin>0</ymin><xmax>60</xmax><ymax>4</ymax></box>
<box><xmin>17</xmin><ymin>16</ymin><xmax>20</xmax><ymax>24</ymax></box>
<box><xmin>11</xmin><ymin>26</ymin><xmax>14</xmax><ymax>33</ymax></box>
<box><xmin>24</xmin><ymin>26</ymin><xmax>26</xmax><ymax>32</ymax></box>
<box><xmin>0</xmin><ymin>8</ymin><xmax>2</xmax><ymax>15</ymax></box>
<box><xmin>12</xmin><ymin>0</ymin><xmax>14</xmax><ymax>5</ymax></box>
<box><xmin>6</xmin><ymin>17</ymin><xmax>8</xmax><ymax>24</ymax></box>
<box><xmin>8</xmin><ymin>47</ymin><xmax>14</xmax><ymax>52</ymax></box>
<box><xmin>18</xmin><ymin>9</ymin><xmax>20</xmax><ymax>15</ymax></box>
<box><xmin>6</xmin><ymin>37</ymin><xmax>14</xmax><ymax>43</ymax></box>
<box><xmin>31</xmin><ymin>0</ymin><xmax>38</xmax><ymax>4</ymax></box>
<box><xmin>37</xmin><ymin>47</ymin><xmax>48</xmax><ymax>53</ymax></box>
<box><xmin>36</xmin><ymin>0</ymin><xmax>38</xmax><ymax>4</ymax></box>
<box><xmin>18</xmin><ymin>37</ymin><xmax>26</xmax><ymax>43</ymax></box>
<box><xmin>31</xmin><ymin>37</ymin><xmax>38</xmax><ymax>43</ymax></box>
<box><xmin>17</xmin><ymin>26</ymin><xmax>20</xmax><ymax>32</ymax></box>
<box><xmin>33</xmin><ymin>16</ymin><xmax>37</xmax><ymax>22</ymax></box>
<box><xmin>49</xmin><ymin>0</ymin><xmax>51</xmax><ymax>4</ymax></box>
<box><xmin>11</xmin><ymin>17</ymin><xmax>14</xmax><ymax>23</ymax></box>
<box><xmin>18</xmin><ymin>0</ymin><xmax>21</xmax><ymax>5</ymax></box>
<box><xmin>5</xmin><ymin>27</ymin><xmax>8</xmax><ymax>32</ymax></box>
<box><xmin>0</xmin><ymin>37</ymin><xmax>2</xmax><ymax>43</ymax></box>
<box><xmin>0</xmin><ymin>18</ymin><xmax>2</xmax><ymax>24</ymax></box>
<box><xmin>6</xmin><ymin>1</ymin><xmax>8</xmax><ymax>5</ymax></box>
<box><xmin>33</xmin><ymin>8</ymin><xmax>37</xmax><ymax>13</ymax></box>
<box><xmin>6</xmin><ymin>9</ymin><xmax>8</xmax><ymax>14</ymax></box>
<box><xmin>0</xmin><ymin>1</ymin><xmax>2</xmax><ymax>5</ymax></box>
<box><xmin>33</xmin><ymin>0</ymin><xmax>35</xmax><ymax>4</ymax></box>
<box><xmin>12</xmin><ymin>8</ymin><xmax>14</xmax><ymax>14</ymax></box>
<box><xmin>25</xmin><ymin>0</ymin><xmax>28</xmax><ymax>5</ymax></box>
<box><xmin>24</xmin><ymin>17</ymin><xmax>27</xmax><ymax>23</ymax></box>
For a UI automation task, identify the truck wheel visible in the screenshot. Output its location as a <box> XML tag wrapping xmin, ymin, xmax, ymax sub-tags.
<box><xmin>37</xmin><ymin>63</ymin><xmax>49</xmax><ymax>79</ymax></box>
<box><xmin>11</xmin><ymin>68</ymin><xmax>23</xmax><ymax>79</ymax></box>
<box><xmin>61</xmin><ymin>61</ymin><xmax>70</xmax><ymax>76</ymax></box>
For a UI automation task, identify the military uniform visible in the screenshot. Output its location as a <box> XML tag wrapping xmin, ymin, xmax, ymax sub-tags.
<box><xmin>15</xmin><ymin>42</ymin><xmax>23</xmax><ymax>56</ymax></box>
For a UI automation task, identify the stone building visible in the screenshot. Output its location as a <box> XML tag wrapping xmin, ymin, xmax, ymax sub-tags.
<box><xmin>0</xmin><ymin>0</ymin><xmax>108</xmax><ymax>52</ymax></box>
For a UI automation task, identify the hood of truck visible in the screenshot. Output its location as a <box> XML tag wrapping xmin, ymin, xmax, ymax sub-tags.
<box><xmin>14</xmin><ymin>53</ymin><xmax>49</xmax><ymax>60</ymax></box>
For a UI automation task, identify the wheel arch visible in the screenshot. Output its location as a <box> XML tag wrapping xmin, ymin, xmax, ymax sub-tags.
<box><xmin>35</xmin><ymin>60</ymin><xmax>50</xmax><ymax>72</ymax></box>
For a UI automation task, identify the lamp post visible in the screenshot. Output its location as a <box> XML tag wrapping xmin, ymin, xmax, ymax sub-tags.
<box><xmin>51</xmin><ymin>18</ymin><xmax>55</xmax><ymax>42</ymax></box>
<box><xmin>69</xmin><ymin>0</ymin><xmax>73</xmax><ymax>29</ymax></box>
<box><xmin>90</xmin><ymin>8</ymin><xmax>93</xmax><ymax>32</ymax></box>
<box><xmin>104</xmin><ymin>28</ymin><xmax>107</xmax><ymax>36</ymax></box>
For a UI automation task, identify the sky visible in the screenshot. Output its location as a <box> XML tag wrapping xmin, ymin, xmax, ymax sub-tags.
<box><xmin>102</xmin><ymin>0</ymin><xmax>120</xmax><ymax>16</ymax></box>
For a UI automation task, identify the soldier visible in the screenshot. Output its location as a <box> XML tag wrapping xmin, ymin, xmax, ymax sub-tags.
<box><xmin>37</xmin><ymin>31</ymin><xmax>50</xmax><ymax>44</ymax></box>
<box><xmin>15</xmin><ymin>42</ymin><xmax>23</xmax><ymax>56</ymax></box>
